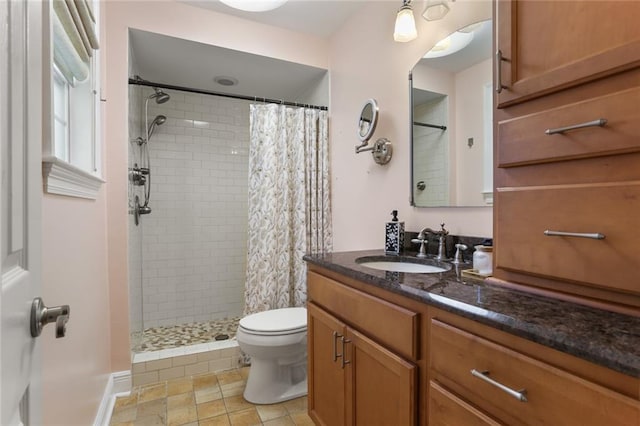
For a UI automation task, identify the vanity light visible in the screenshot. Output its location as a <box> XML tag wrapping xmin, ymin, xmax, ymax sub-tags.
<box><xmin>423</xmin><ymin>0</ymin><xmax>451</xmax><ymax>21</ymax></box>
<box><xmin>394</xmin><ymin>0</ymin><xmax>418</xmax><ymax>43</ymax></box>
<box><xmin>219</xmin><ymin>0</ymin><xmax>288</xmax><ymax>12</ymax></box>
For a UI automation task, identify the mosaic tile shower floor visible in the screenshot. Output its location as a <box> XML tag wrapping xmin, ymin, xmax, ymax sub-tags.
<box><xmin>133</xmin><ymin>318</ymin><xmax>241</xmax><ymax>353</ymax></box>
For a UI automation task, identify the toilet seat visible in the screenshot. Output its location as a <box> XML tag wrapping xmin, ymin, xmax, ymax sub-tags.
<box><xmin>239</xmin><ymin>307</ymin><xmax>307</xmax><ymax>336</ymax></box>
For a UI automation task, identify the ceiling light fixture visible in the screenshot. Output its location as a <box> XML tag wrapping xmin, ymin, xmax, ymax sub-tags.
<box><xmin>219</xmin><ymin>0</ymin><xmax>288</xmax><ymax>12</ymax></box>
<box><xmin>214</xmin><ymin>76</ymin><xmax>239</xmax><ymax>86</ymax></box>
<box><xmin>423</xmin><ymin>0</ymin><xmax>451</xmax><ymax>21</ymax></box>
<box><xmin>423</xmin><ymin>30</ymin><xmax>474</xmax><ymax>58</ymax></box>
<box><xmin>394</xmin><ymin>0</ymin><xmax>418</xmax><ymax>43</ymax></box>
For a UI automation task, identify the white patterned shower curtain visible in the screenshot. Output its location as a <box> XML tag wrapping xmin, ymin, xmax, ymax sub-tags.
<box><xmin>244</xmin><ymin>104</ymin><xmax>332</xmax><ymax>315</ymax></box>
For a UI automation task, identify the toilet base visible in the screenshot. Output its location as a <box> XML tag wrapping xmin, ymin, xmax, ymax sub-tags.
<box><xmin>243</xmin><ymin>358</ymin><xmax>308</xmax><ymax>404</ymax></box>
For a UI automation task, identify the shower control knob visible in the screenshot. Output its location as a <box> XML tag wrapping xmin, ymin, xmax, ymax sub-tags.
<box><xmin>30</xmin><ymin>297</ymin><xmax>70</xmax><ymax>339</ymax></box>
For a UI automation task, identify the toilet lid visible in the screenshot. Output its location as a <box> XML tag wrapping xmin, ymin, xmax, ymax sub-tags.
<box><xmin>240</xmin><ymin>307</ymin><xmax>307</xmax><ymax>334</ymax></box>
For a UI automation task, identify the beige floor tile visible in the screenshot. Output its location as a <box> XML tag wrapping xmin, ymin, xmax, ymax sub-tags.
<box><xmin>263</xmin><ymin>416</ymin><xmax>295</xmax><ymax>426</ymax></box>
<box><xmin>216</xmin><ymin>370</ymin><xmax>243</xmax><ymax>386</ymax></box>
<box><xmin>193</xmin><ymin>373</ymin><xmax>219</xmax><ymax>390</ymax></box>
<box><xmin>139</xmin><ymin>383</ymin><xmax>168</xmax><ymax>403</ymax></box>
<box><xmin>137</xmin><ymin>398</ymin><xmax>167</xmax><ymax>419</ymax></box>
<box><xmin>198</xmin><ymin>414</ymin><xmax>231</xmax><ymax>426</ymax></box>
<box><xmin>110</xmin><ymin>422</ymin><xmax>134</xmax><ymax>426</ymax></box>
<box><xmin>223</xmin><ymin>395</ymin><xmax>254</xmax><ymax>414</ymax></box>
<box><xmin>167</xmin><ymin>392</ymin><xmax>196</xmax><ymax>410</ymax></box>
<box><xmin>289</xmin><ymin>412</ymin><xmax>314</xmax><ymax>426</ymax></box>
<box><xmin>220</xmin><ymin>381</ymin><xmax>245</xmax><ymax>398</ymax></box>
<box><xmin>227</xmin><ymin>408</ymin><xmax>261</xmax><ymax>426</ymax></box>
<box><xmin>167</xmin><ymin>404</ymin><xmax>198</xmax><ymax>426</ymax></box>
<box><xmin>256</xmin><ymin>403</ymin><xmax>288</xmax><ymax>422</ymax></box>
<box><xmin>238</xmin><ymin>367</ymin><xmax>250</xmax><ymax>381</ymax></box>
<box><xmin>283</xmin><ymin>397</ymin><xmax>307</xmax><ymax>415</ymax></box>
<box><xmin>196</xmin><ymin>399</ymin><xmax>227</xmax><ymax>420</ymax></box>
<box><xmin>195</xmin><ymin>387</ymin><xmax>223</xmax><ymax>404</ymax></box>
<box><xmin>114</xmin><ymin>393</ymin><xmax>139</xmax><ymax>410</ymax></box>
<box><xmin>110</xmin><ymin>405</ymin><xmax>137</xmax><ymax>424</ymax></box>
<box><xmin>132</xmin><ymin>413</ymin><xmax>166</xmax><ymax>426</ymax></box>
<box><xmin>168</xmin><ymin>377</ymin><xmax>194</xmax><ymax>396</ymax></box>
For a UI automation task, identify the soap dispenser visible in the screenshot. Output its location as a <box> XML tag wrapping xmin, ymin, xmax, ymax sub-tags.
<box><xmin>385</xmin><ymin>210</ymin><xmax>405</xmax><ymax>255</ymax></box>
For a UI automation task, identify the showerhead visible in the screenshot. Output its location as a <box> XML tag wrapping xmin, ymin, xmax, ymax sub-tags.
<box><xmin>148</xmin><ymin>87</ymin><xmax>170</xmax><ymax>104</ymax></box>
<box><xmin>147</xmin><ymin>115</ymin><xmax>166</xmax><ymax>139</ymax></box>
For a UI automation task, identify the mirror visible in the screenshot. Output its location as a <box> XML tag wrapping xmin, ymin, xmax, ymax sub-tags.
<box><xmin>410</xmin><ymin>20</ymin><xmax>493</xmax><ymax>207</ymax></box>
<box><xmin>357</xmin><ymin>99</ymin><xmax>379</xmax><ymax>143</ymax></box>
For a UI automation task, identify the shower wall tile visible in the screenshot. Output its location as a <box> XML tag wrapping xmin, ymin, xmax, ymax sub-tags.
<box><xmin>141</xmin><ymin>89</ymin><xmax>250</xmax><ymax>328</ymax></box>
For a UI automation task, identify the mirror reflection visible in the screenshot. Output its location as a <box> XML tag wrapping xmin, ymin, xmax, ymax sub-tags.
<box><xmin>410</xmin><ymin>20</ymin><xmax>493</xmax><ymax>207</ymax></box>
<box><xmin>358</xmin><ymin>99</ymin><xmax>378</xmax><ymax>142</ymax></box>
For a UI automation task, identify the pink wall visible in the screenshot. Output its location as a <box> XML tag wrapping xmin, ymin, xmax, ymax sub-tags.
<box><xmin>104</xmin><ymin>1</ymin><xmax>329</xmax><ymax>370</ymax></box>
<box><xmin>328</xmin><ymin>1</ymin><xmax>492</xmax><ymax>251</ymax></box>
<box><xmin>41</xmin><ymin>192</ymin><xmax>111</xmax><ymax>424</ymax></box>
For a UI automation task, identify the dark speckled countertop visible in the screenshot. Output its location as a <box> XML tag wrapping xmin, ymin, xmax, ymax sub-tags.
<box><xmin>303</xmin><ymin>250</ymin><xmax>640</xmax><ymax>378</ymax></box>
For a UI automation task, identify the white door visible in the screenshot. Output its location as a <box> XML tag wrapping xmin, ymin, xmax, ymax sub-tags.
<box><xmin>1</xmin><ymin>1</ymin><xmax>44</xmax><ymax>424</ymax></box>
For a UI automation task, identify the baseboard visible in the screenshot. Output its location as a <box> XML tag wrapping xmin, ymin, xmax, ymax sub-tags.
<box><xmin>93</xmin><ymin>370</ymin><xmax>131</xmax><ymax>426</ymax></box>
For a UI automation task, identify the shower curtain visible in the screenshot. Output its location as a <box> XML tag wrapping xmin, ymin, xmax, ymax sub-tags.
<box><xmin>244</xmin><ymin>104</ymin><xmax>332</xmax><ymax>315</ymax></box>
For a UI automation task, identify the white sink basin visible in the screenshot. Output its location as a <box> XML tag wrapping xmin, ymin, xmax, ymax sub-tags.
<box><xmin>356</xmin><ymin>257</ymin><xmax>451</xmax><ymax>274</ymax></box>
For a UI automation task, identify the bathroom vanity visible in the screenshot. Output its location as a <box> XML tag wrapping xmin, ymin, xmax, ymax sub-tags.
<box><xmin>304</xmin><ymin>251</ymin><xmax>640</xmax><ymax>425</ymax></box>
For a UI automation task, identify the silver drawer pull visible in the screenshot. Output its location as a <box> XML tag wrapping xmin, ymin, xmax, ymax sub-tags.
<box><xmin>471</xmin><ymin>369</ymin><xmax>528</xmax><ymax>402</ymax></box>
<box><xmin>495</xmin><ymin>50</ymin><xmax>507</xmax><ymax>94</ymax></box>
<box><xmin>545</xmin><ymin>118</ymin><xmax>607</xmax><ymax>135</ymax></box>
<box><xmin>544</xmin><ymin>230</ymin><xmax>605</xmax><ymax>240</ymax></box>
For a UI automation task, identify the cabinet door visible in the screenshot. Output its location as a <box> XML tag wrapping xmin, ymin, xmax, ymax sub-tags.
<box><xmin>308</xmin><ymin>302</ymin><xmax>347</xmax><ymax>426</ymax></box>
<box><xmin>346</xmin><ymin>327</ymin><xmax>417</xmax><ymax>426</ymax></box>
<box><xmin>496</xmin><ymin>0</ymin><xmax>640</xmax><ymax>107</ymax></box>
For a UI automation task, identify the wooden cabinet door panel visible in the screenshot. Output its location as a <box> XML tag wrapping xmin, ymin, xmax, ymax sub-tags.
<box><xmin>308</xmin><ymin>303</ymin><xmax>347</xmax><ymax>426</ymax></box>
<box><xmin>495</xmin><ymin>182</ymin><xmax>640</xmax><ymax>294</ymax></box>
<box><xmin>428</xmin><ymin>382</ymin><xmax>502</xmax><ymax>426</ymax></box>
<box><xmin>346</xmin><ymin>327</ymin><xmax>416</xmax><ymax>426</ymax></box>
<box><xmin>430</xmin><ymin>319</ymin><xmax>640</xmax><ymax>426</ymax></box>
<box><xmin>496</xmin><ymin>0</ymin><xmax>640</xmax><ymax>107</ymax></box>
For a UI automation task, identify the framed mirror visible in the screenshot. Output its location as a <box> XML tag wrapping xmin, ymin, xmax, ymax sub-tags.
<box><xmin>410</xmin><ymin>19</ymin><xmax>493</xmax><ymax>207</ymax></box>
<box><xmin>357</xmin><ymin>98</ymin><xmax>379</xmax><ymax>143</ymax></box>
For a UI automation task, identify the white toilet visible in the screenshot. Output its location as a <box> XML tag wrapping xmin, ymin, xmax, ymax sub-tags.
<box><xmin>237</xmin><ymin>307</ymin><xmax>308</xmax><ymax>404</ymax></box>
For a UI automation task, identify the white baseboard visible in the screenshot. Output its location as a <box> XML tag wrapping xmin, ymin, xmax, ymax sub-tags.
<box><xmin>93</xmin><ymin>370</ymin><xmax>131</xmax><ymax>426</ymax></box>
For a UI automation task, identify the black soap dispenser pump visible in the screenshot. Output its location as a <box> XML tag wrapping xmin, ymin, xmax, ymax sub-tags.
<box><xmin>385</xmin><ymin>210</ymin><xmax>405</xmax><ymax>255</ymax></box>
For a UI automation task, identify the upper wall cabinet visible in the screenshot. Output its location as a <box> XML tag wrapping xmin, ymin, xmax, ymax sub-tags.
<box><xmin>495</xmin><ymin>0</ymin><xmax>640</xmax><ymax>108</ymax></box>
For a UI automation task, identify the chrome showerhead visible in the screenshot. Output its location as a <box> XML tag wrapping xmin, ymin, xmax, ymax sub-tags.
<box><xmin>147</xmin><ymin>115</ymin><xmax>166</xmax><ymax>139</ymax></box>
<box><xmin>148</xmin><ymin>87</ymin><xmax>170</xmax><ymax>104</ymax></box>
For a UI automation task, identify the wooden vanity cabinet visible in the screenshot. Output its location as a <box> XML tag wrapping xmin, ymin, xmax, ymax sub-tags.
<box><xmin>307</xmin><ymin>269</ymin><xmax>419</xmax><ymax>426</ymax></box>
<box><xmin>493</xmin><ymin>0</ymin><xmax>640</xmax><ymax>310</ymax></box>
<box><xmin>495</xmin><ymin>0</ymin><xmax>640</xmax><ymax>108</ymax></box>
<box><xmin>428</xmin><ymin>309</ymin><xmax>640</xmax><ymax>426</ymax></box>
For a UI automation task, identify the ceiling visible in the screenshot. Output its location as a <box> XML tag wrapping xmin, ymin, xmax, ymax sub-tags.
<box><xmin>129</xmin><ymin>1</ymin><xmax>364</xmax><ymax>104</ymax></box>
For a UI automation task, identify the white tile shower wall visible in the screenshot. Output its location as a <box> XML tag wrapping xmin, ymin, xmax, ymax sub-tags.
<box><xmin>141</xmin><ymin>88</ymin><xmax>249</xmax><ymax>327</ymax></box>
<box><xmin>413</xmin><ymin>96</ymin><xmax>449</xmax><ymax>206</ymax></box>
<box><xmin>128</xmin><ymin>84</ymin><xmax>144</xmax><ymax>338</ymax></box>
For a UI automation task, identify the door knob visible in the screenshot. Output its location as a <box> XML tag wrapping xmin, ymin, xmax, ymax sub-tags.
<box><xmin>30</xmin><ymin>297</ymin><xmax>70</xmax><ymax>338</ymax></box>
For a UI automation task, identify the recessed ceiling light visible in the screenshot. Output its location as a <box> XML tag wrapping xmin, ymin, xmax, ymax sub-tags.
<box><xmin>219</xmin><ymin>0</ymin><xmax>288</xmax><ymax>12</ymax></box>
<box><xmin>214</xmin><ymin>76</ymin><xmax>239</xmax><ymax>86</ymax></box>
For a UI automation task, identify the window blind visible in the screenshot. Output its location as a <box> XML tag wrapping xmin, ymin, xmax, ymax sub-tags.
<box><xmin>52</xmin><ymin>0</ymin><xmax>99</xmax><ymax>86</ymax></box>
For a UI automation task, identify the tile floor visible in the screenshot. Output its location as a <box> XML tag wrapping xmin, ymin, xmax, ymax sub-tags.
<box><xmin>132</xmin><ymin>318</ymin><xmax>241</xmax><ymax>353</ymax></box>
<box><xmin>110</xmin><ymin>367</ymin><xmax>314</xmax><ymax>426</ymax></box>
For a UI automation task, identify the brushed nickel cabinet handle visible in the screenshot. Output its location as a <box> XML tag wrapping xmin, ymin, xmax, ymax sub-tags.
<box><xmin>332</xmin><ymin>331</ymin><xmax>343</xmax><ymax>362</ymax></box>
<box><xmin>471</xmin><ymin>369</ymin><xmax>528</xmax><ymax>402</ymax></box>
<box><xmin>340</xmin><ymin>336</ymin><xmax>351</xmax><ymax>369</ymax></box>
<box><xmin>544</xmin><ymin>230</ymin><xmax>605</xmax><ymax>240</ymax></box>
<box><xmin>545</xmin><ymin>118</ymin><xmax>607</xmax><ymax>135</ymax></box>
<box><xmin>495</xmin><ymin>50</ymin><xmax>507</xmax><ymax>94</ymax></box>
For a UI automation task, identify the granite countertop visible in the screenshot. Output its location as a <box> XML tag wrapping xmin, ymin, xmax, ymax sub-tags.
<box><xmin>303</xmin><ymin>250</ymin><xmax>640</xmax><ymax>378</ymax></box>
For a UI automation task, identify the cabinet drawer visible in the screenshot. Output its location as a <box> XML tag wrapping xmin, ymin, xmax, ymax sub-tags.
<box><xmin>495</xmin><ymin>182</ymin><xmax>640</xmax><ymax>294</ymax></box>
<box><xmin>430</xmin><ymin>320</ymin><xmax>640</xmax><ymax>426</ymax></box>
<box><xmin>428</xmin><ymin>382</ymin><xmax>501</xmax><ymax>426</ymax></box>
<box><xmin>498</xmin><ymin>86</ymin><xmax>640</xmax><ymax>167</ymax></box>
<box><xmin>307</xmin><ymin>271</ymin><xmax>418</xmax><ymax>360</ymax></box>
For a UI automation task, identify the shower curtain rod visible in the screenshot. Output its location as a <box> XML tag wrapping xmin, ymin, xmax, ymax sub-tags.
<box><xmin>413</xmin><ymin>121</ymin><xmax>447</xmax><ymax>131</ymax></box>
<box><xmin>128</xmin><ymin>78</ymin><xmax>328</xmax><ymax>111</ymax></box>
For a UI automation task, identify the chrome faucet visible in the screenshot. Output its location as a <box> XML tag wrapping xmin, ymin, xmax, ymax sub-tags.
<box><xmin>429</xmin><ymin>223</ymin><xmax>450</xmax><ymax>261</ymax></box>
